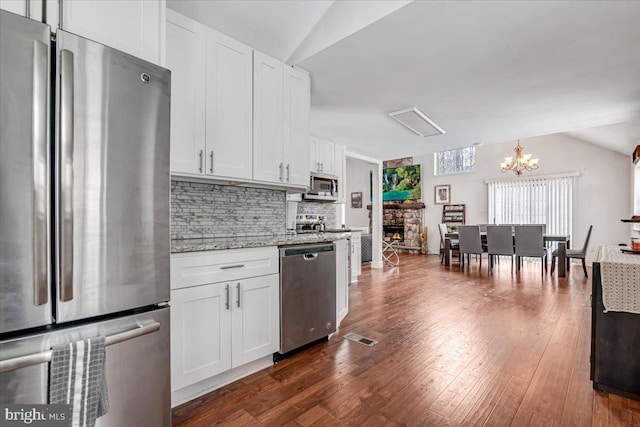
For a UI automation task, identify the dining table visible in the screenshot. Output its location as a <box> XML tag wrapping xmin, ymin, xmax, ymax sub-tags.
<box><xmin>443</xmin><ymin>231</ymin><xmax>571</xmax><ymax>277</ymax></box>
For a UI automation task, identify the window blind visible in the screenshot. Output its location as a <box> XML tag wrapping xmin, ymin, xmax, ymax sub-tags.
<box><xmin>487</xmin><ymin>175</ymin><xmax>574</xmax><ymax>239</ymax></box>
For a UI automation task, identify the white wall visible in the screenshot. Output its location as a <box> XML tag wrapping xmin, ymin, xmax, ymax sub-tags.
<box><xmin>634</xmin><ymin>161</ymin><xmax>640</xmax><ymax>215</ymax></box>
<box><xmin>412</xmin><ymin>134</ymin><xmax>632</xmax><ymax>256</ymax></box>
<box><xmin>345</xmin><ymin>157</ymin><xmax>371</xmax><ymax>228</ymax></box>
<box><xmin>633</xmin><ymin>161</ymin><xmax>640</xmax><ymax>237</ymax></box>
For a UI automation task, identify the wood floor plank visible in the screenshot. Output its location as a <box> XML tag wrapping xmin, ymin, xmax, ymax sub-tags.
<box><xmin>561</xmin><ymin>367</ymin><xmax>594</xmax><ymax>426</ymax></box>
<box><xmin>295</xmin><ymin>404</ymin><xmax>329</xmax><ymax>427</ymax></box>
<box><xmin>172</xmin><ymin>254</ymin><xmax>640</xmax><ymax>426</ymax></box>
<box><xmin>483</xmin><ymin>375</ymin><xmax>530</xmax><ymax>426</ymax></box>
<box><xmin>380</xmin><ymin>368</ymin><xmax>455</xmax><ymax>424</ymax></box>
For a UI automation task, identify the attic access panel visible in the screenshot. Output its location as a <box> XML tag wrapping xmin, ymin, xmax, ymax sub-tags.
<box><xmin>388</xmin><ymin>107</ymin><xmax>445</xmax><ymax>137</ymax></box>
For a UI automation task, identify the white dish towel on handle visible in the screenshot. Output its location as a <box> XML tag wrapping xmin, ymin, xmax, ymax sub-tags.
<box><xmin>597</xmin><ymin>246</ymin><xmax>640</xmax><ymax>314</ymax></box>
<box><xmin>49</xmin><ymin>336</ymin><xmax>109</xmax><ymax>427</ymax></box>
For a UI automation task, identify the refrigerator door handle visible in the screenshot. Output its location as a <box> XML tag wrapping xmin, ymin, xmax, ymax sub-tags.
<box><xmin>0</xmin><ymin>321</ymin><xmax>161</xmax><ymax>374</ymax></box>
<box><xmin>33</xmin><ymin>39</ymin><xmax>49</xmax><ymax>306</ymax></box>
<box><xmin>59</xmin><ymin>48</ymin><xmax>74</xmax><ymax>302</ymax></box>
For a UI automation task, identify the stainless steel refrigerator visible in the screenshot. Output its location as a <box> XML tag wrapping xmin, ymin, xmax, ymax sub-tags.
<box><xmin>0</xmin><ymin>10</ymin><xmax>171</xmax><ymax>426</ymax></box>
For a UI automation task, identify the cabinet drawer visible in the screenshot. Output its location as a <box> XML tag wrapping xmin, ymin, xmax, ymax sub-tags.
<box><xmin>171</xmin><ymin>247</ymin><xmax>278</xmax><ymax>289</ymax></box>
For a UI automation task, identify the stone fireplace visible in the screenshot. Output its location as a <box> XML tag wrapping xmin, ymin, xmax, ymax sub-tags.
<box><xmin>370</xmin><ymin>202</ymin><xmax>426</xmax><ymax>253</ymax></box>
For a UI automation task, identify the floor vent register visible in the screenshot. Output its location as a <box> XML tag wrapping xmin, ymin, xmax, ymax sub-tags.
<box><xmin>343</xmin><ymin>333</ymin><xmax>378</xmax><ymax>347</ymax></box>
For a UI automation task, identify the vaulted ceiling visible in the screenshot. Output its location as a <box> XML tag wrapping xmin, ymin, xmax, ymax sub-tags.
<box><xmin>168</xmin><ymin>0</ymin><xmax>640</xmax><ymax>160</ymax></box>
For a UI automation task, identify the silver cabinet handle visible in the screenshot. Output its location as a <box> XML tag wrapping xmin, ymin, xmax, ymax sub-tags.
<box><xmin>317</xmin><ymin>162</ymin><xmax>320</xmax><ymax>172</ymax></box>
<box><xmin>220</xmin><ymin>264</ymin><xmax>245</xmax><ymax>270</ymax></box>
<box><xmin>26</xmin><ymin>0</ymin><xmax>31</xmax><ymax>18</ymax></box>
<box><xmin>33</xmin><ymin>40</ymin><xmax>49</xmax><ymax>306</ymax></box>
<box><xmin>236</xmin><ymin>283</ymin><xmax>240</xmax><ymax>308</ymax></box>
<box><xmin>209</xmin><ymin>150</ymin><xmax>214</xmax><ymax>173</ymax></box>
<box><xmin>58</xmin><ymin>0</ymin><xmax>63</xmax><ymax>28</ymax></box>
<box><xmin>225</xmin><ymin>284</ymin><xmax>230</xmax><ymax>310</ymax></box>
<box><xmin>199</xmin><ymin>149</ymin><xmax>203</xmax><ymax>173</ymax></box>
<box><xmin>59</xmin><ymin>49</ymin><xmax>74</xmax><ymax>302</ymax></box>
<box><xmin>279</xmin><ymin>163</ymin><xmax>284</xmax><ymax>181</ymax></box>
<box><xmin>286</xmin><ymin>164</ymin><xmax>290</xmax><ymax>182</ymax></box>
<box><xmin>321</xmin><ymin>162</ymin><xmax>324</xmax><ymax>172</ymax></box>
<box><xmin>0</xmin><ymin>321</ymin><xmax>160</xmax><ymax>374</ymax></box>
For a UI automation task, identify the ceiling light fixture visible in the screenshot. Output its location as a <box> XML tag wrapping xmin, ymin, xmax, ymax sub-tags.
<box><xmin>388</xmin><ymin>107</ymin><xmax>445</xmax><ymax>137</ymax></box>
<box><xmin>500</xmin><ymin>140</ymin><xmax>539</xmax><ymax>175</ymax></box>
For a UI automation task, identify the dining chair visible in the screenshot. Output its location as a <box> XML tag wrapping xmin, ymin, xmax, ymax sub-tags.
<box><xmin>438</xmin><ymin>223</ymin><xmax>459</xmax><ymax>264</ymax></box>
<box><xmin>530</xmin><ymin>224</ymin><xmax>547</xmax><ymax>234</ymax></box>
<box><xmin>514</xmin><ymin>225</ymin><xmax>547</xmax><ymax>276</ymax></box>
<box><xmin>458</xmin><ymin>225</ymin><xmax>486</xmax><ymax>269</ymax></box>
<box><xmin>551</xmin><ymin>225</ymin><xmax>593</xmax><ymax>277</ymax></box>
<box><xmin>486</xmin><ymin>225</ymin><xmax>514</xmax><ymax>273</ymax></box>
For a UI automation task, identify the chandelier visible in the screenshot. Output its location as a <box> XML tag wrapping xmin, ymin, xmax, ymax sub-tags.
<box><xmin>500</xmin><ymin>141</ymin><xmax>539</xmax><ymax>175</ymax></box>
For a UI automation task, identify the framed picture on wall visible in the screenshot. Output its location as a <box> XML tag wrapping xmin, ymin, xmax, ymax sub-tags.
<box><xmin>434</xmin><ymin>184</ymin><xmax>451</xmax><ymax>204</ymax></box>
<box><xmin>351</xmin><ymin>192</ymin><xmax>362</xmax><ymax>208</ymax></box>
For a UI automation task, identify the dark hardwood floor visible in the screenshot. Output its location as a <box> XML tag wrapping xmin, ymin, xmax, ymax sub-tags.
<box><xmin>172</xmin><ymin>254</ymin><xmax>640</xmax><ymax>426</ymax></box>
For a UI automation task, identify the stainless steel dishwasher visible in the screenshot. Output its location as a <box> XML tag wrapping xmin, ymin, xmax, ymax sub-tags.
<box><xmin>278</xmin><ymin>243</ymin><xmax>336</xmax><ymax>356</ymax></box>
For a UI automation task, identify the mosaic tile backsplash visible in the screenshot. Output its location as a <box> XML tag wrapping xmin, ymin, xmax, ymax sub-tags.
<box><xmin>171</xmin><ymin>181</ymin><xmax>286</xmax><ymax>239</ymax></box>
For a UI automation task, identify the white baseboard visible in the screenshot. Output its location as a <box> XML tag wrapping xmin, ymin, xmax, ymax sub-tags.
<box><xmin>171</xmin><ymin>355</ymin><xmax>273</xmax><ymax>408</ymax></box>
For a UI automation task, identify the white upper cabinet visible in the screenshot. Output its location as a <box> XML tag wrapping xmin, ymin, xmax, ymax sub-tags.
<box><xmin>317</xmin><ymin>139</ymin><xmax>336</xmax><ymax>175</ymax></box>
<box><xmin>60</xmin><ymin>0</ymin><xmax>165</xmax><ymax>65</ymax></box>
<box><xmin>254</xmin><ymin>57</ymin><xmax>311</xmax><ymax>187</ymax></box>
<box><xmin>0</xmin><ymin>0</ymin><xmax>43</xmax><ymax>21</ymax></box>
<box><xmin>284</xmin><ymin>66</ymin><xmax>311</xmax><ymax>187</ymax></box>
<box><xmin>335</xmin><ymin>142</ymin><xmax>346</xmax><ymax>204</ymax></box>
<box><xmin>253</xmin><ymin>50</ymin><xmax>284</xmax><ymax>184</ymax></box>
<box><xmin>166</xmin><ymin>10</ymin><xmax>311</xmax><ymax>187</ymax></box>
<box><xmin>167</xmin><ymin>12</ymin><xmax>253</xmax><ymax>180</ymax></box>
<box><xmin>309</xmin><ymin>136</ymin><xmax>319</xmax><ymax>173</ymax></box>
<box><xmin>166</xmin><ymin>10</ymin><xmax>206</xmax><ymax>175</ymax></box>
<box><xmin>310</xmin><ymin>136</ymin><xmax>336</xmax><ymax>175</ymax></box>
<box><xmin>1</xmin><ymin>1</ymin><xmax>163</xmax><ymax>65</ymax></box>
<box><xmin>205</xmin><ymin>29</ymin><xmax>253</xmax><ymax>180</ymax></box>
<box><xmin>310</xmin><ymin>135</ymin><xmax>347</xmax><ymax>203</ymax></box>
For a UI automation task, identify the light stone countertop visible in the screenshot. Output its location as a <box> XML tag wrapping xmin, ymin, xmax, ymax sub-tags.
<box><xmin>171</xmin><ymin>232</ymin><xmax>350</xmax><ymax>253</ymax></box>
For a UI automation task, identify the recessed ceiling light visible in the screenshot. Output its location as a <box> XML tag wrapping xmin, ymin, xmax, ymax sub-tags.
<box><xmin>388</xmin><ymin>107</ymin><xmax>445</xmax><ymax>137</ymax></box>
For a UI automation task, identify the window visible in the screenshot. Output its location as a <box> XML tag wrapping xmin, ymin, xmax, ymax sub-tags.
<box><xmin>487</xmin><ymin>175</ymin><xmax>575</xmax><ymax>239</ymax></box>
<box><xmin>435</xmin><ymin>146</ymin><xmax>476</xmax><ymax>175</ymax></box>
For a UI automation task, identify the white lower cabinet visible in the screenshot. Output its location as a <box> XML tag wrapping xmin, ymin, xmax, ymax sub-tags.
<box><xmin>170</xmin><ymin>282</ymin><xmax>232</xmax><ymax>390</ymax></box>
<box><xmin>350</xmin><ymin>232</ymin><xmax>362</xmax><ymax>282</ymax></box>
<box><xmin>335</xmin><ymin>239</ymin><xmax>349</xmax><ymax>326</ymax></box>
<box><xmin>231</xmin><ymin>274</ymin><xmax>279</xmax><ymax>367</ymax></box>
<box><xmin>170</xmin><ymin>248</ymin><xmax>280</xmax><ymax>396</ymax></box>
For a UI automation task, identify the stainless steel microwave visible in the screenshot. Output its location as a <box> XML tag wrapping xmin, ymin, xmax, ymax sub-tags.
<box><xmin>305</xmin><ymin>173</ymin><xmax>338</xmax><ymax>202</ymax></box>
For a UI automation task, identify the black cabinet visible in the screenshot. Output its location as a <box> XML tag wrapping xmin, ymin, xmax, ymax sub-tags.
<box><xmin>591</xmin><ymin>263</ymin><xmax>640</xmax><ymax>400</ymax></box>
